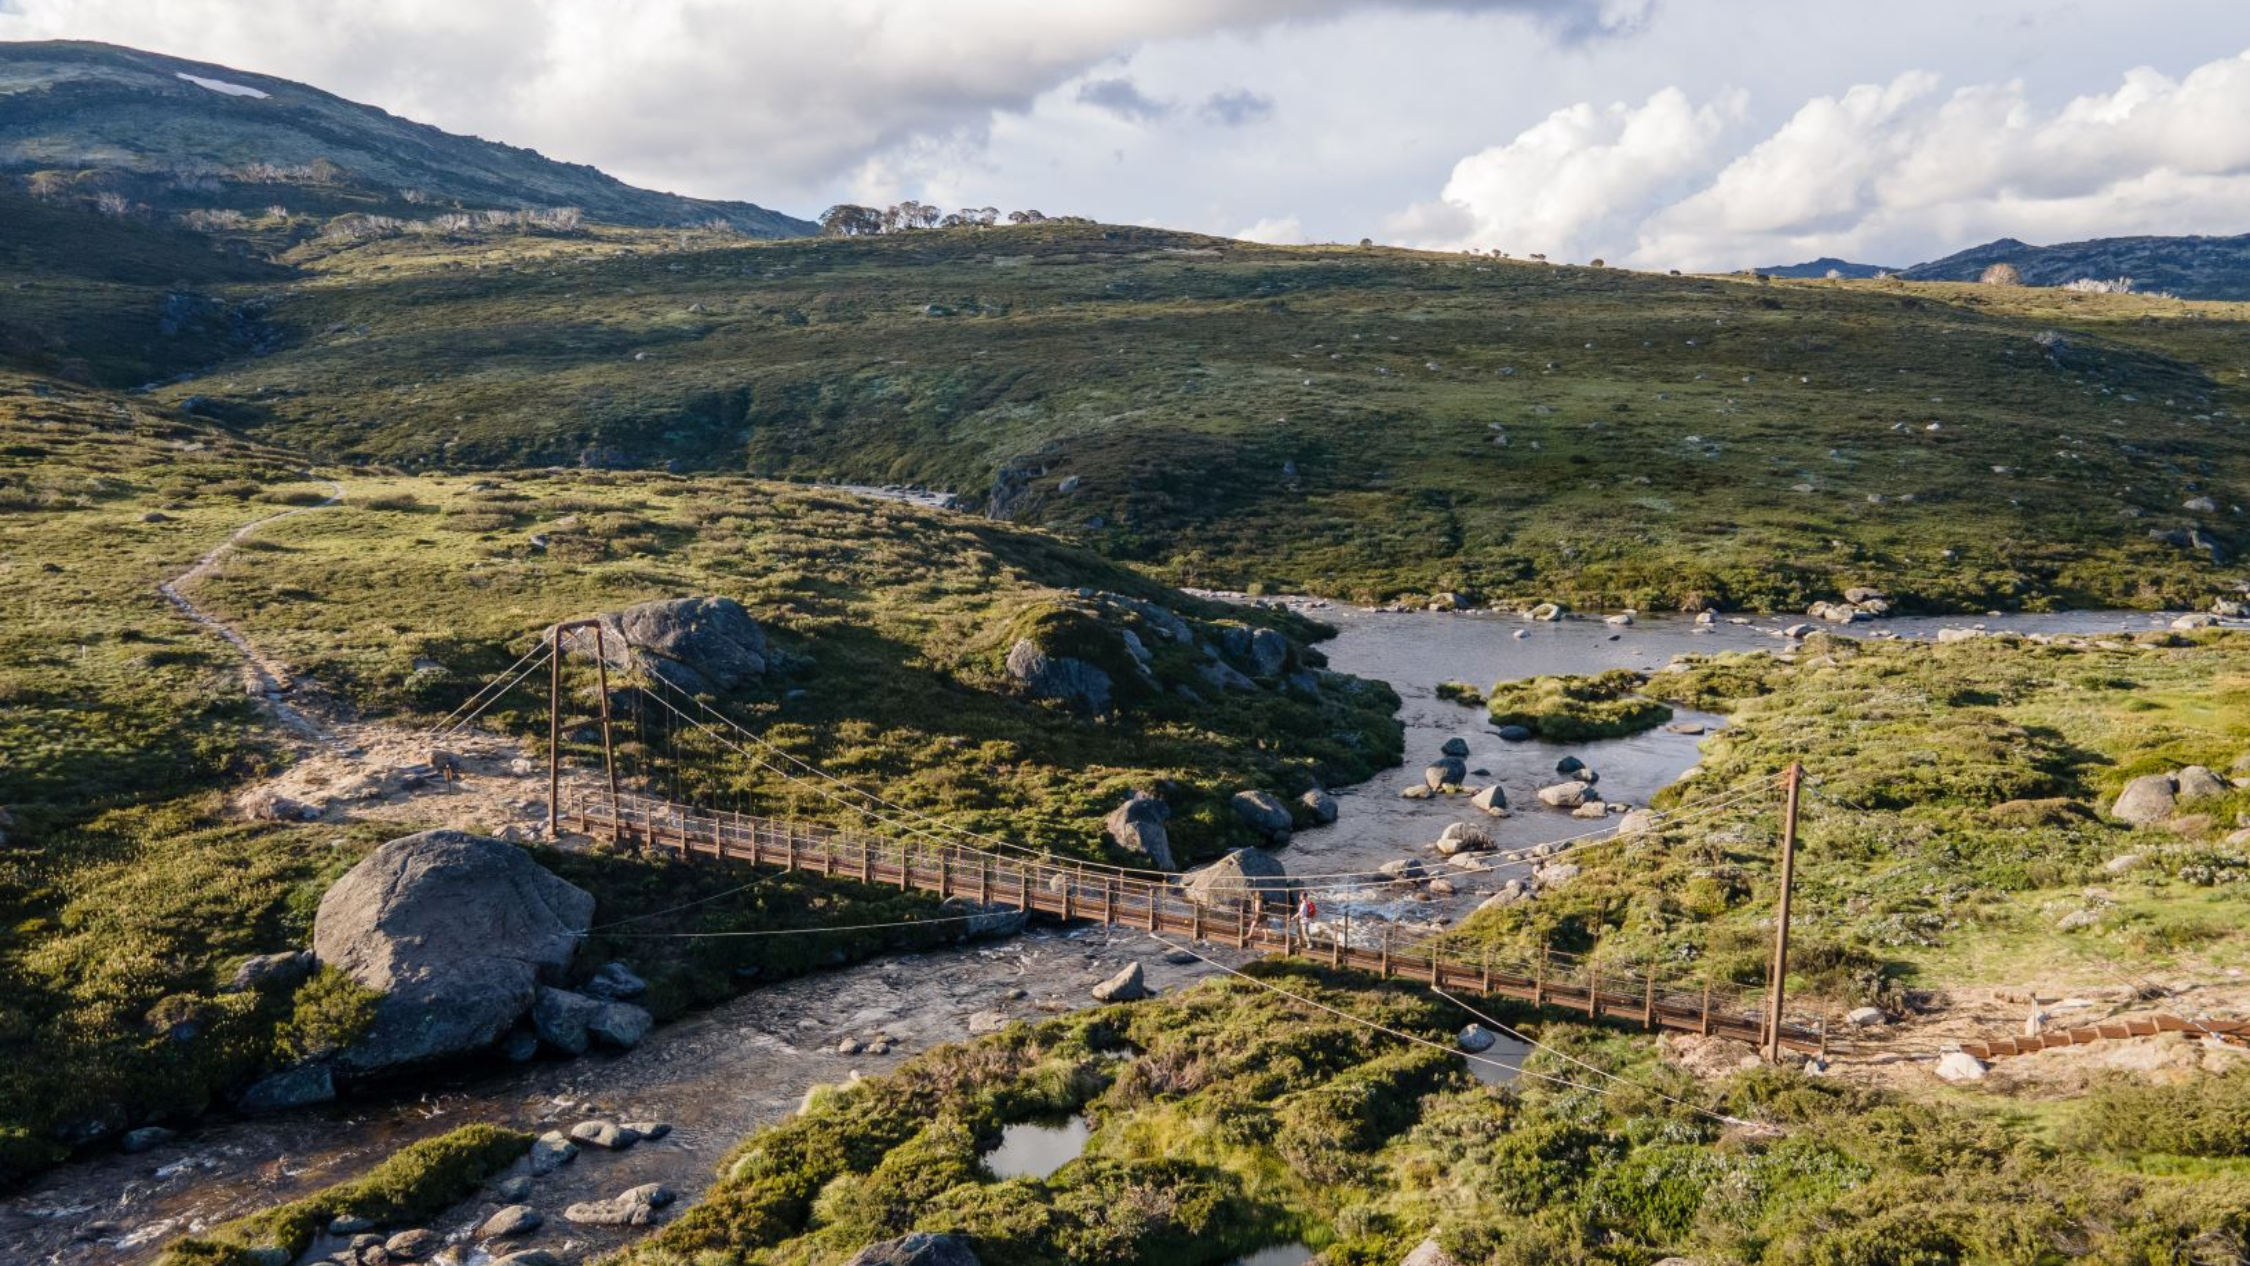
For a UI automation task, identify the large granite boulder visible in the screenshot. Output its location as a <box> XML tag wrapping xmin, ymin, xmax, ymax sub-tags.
<box><xmin>844</xmin><ymin>1233</ymin><xmax>982</xmax><ymax>1266</ymax></box>
<box><xmin>585</xmin><ymin>596</ymin><xmax>769</xmax><ymax>694</ymax></box>
<box><xmin>1183</xmin><ymin>847</ymin><xmax>1290</xmax><ymax>912</ymax></box>
<box><xmin>2109</xmin><ymin>774</ymin><xmax>2176</xmax><ymax>825</ymax></box>
<box><xmin>1231</xmin><ymin>790</ymin><xmax>1294</xmax><ymax>841</ymax></box>
<box><xmin>314</xmin><ymin>830</ymin><xmax>594</xmax><ymax>1075</ymax></box>
<box><xmin>1006</xmin><ymin>638</ymin><xmax>1114</xmax><ymax>715</ymax></box>
<box><xmin>1105</xmin><ymin>792</ymin><xmax>1176</xmax><ymax>870</ymax></box>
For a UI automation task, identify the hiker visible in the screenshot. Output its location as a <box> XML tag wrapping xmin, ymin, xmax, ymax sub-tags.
<box><xmin>1294</xmin><ymin>892</ymin><xmax>1319</xmax><ymax>943</ymax></box>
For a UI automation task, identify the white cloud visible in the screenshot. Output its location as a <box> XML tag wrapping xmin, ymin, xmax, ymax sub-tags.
<box><xmin>1400</xmin><ymin>47</ymin><xmax>2250</xmax><ymax>271</ymax></box>
<box><xmin>0</xmin><ymin>0</ymin><xmax>1630</xmax><ymax>209</ymax></box>
<box><xmin>1234</xmin><ymin>214</ymin><xmax>1308</xmax><ymax>243</ymax></box>
<box><xmin>1389</xmin><ymin>87</ymin><xmax>1745</xmax><ymax>260</ymax></box>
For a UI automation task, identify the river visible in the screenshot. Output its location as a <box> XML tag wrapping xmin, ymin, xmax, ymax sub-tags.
<box><xmin>0</xmin><ymin>604</ymin><xmax>2188</xmax><ymax>1265</ymax></box>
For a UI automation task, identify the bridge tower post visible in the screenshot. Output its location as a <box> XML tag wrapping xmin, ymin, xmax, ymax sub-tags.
<box><xmin>1764</xmin><ymin>762</ymin><xmax>1804</xmax><ymax>1062</ymax></box>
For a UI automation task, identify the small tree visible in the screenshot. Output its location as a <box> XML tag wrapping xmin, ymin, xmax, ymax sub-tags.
<box><xmin>1980</xmin><ymin>262</ymin><xmax>2023</xmax><ymax>286</ymax></box>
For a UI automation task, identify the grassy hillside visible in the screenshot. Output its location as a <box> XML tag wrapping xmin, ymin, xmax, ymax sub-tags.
<box><xmin>1439</xmin><ymin>630</ymin><xmax>2250</xmax><ymax>1010</ymax></box>
<box><xmin>0</xmin><ymin>372</ymin><xmax>1397</xmax><ymax>1182</ymax></box>
<box><xmin>0</xmin><ymin>40</ymin><xmax>813</xmax><ymax>236</ymax></box>
<box><xmin>139</xmin><ymin>220</ymin><xmax>2250</xmax><ymax>612</ymax></box>
<box><xmin>611</xmin><ymin>970</ymin><xmax>2250</xmax><ymax>1266</ymax></box>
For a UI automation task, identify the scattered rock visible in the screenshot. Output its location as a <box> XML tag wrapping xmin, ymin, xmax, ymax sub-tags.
<box><xmin>225</xmin><ymin>950</ymin><xmax>315</xmax><ymax>994</ymax></box>
<box><xmin>624</xmin><ymin>1121</ymin><xmax>671</xmax><ymax>1139</ymax></box>
<box><xmin>493</xmin><ymin>1175</ymin><xmax>533</xmax><ymax>1202</ymax></box>
<box><xmin>939</xmin><ymin>898</ymin><xmax>1029</xmax><ymax>939</ymax></box>
<box><xmin>2173</xmin><ymin>613</ymin><xmax>2221</xmax><ymax>630</ymax></box>
<box><xmin>1092</xmin><ymin>962</ymin><xmax>1150</xmax><ymax>1003</ymax></box>
<box><xmin>120</xmin><ymin>1126</ymin><xmax>175</xmax><ymax>1154</ymax></box>
<box><xmin>1536</xmin><ymin>781</ymin><xmax>1598</xmax><ymax>809</ymax></box>
<box><xmin>1457</xmin><ymin>1024</ymin><xmax>1496</xmax><ymax>1054</ymax></box>
<box><xmin>1556</xmin><ymin>756</ymin><xmax>1585</xmax><ymax>775</ymax></box>
<box><xmin>532</xmin><ymin>988</ymin><xmax>605</xmax><ymax>1056</ymax></box>
<box><xmin>966</xmin><ymin>1010</ymin><xmax>1010</xmax><ymax>1036</ymax></box>
<box><xmin>1616</xmin><ymin>809</ymin><xmax>1658</xmax><ymax>836</ymax></box>
<box><xmin>1439</xmin><ymin>737</ymin><xmax>1471</xmax><ymax>758</ymax></box>
<box><xmin>1434</xmin><ymin>823</ymin><xmax>1491</xmax><ymax>855</ymax></box>
<box><xmin>1605</xmin><ymin>612</ymin><xmax>1635</xmax><ymax>626</ymax></box>
<box><xmin>844</xmin><ymin>1232</ymin><xmax>983</xmax><ymax>1266</ymax></box>
<box><xmin>588</xmin><ymin>1001</ymin><xmax>653</xmax><ymax>1049</ymax></box>
<box><xmin>1526</xmin><ymin>603</ymin><xmax>1563</xmax><ymax>622</ymax></box>
<box><xmin>1183</xmin><ymin>848</ymin><xmax>1291</xmax><ymax>911</ymax></box>
<box><xmin>2109</xmin><ymin>774</ymin><xmax>2177</xmax><ymax>825</ymax></box>
<box><xmin>1007</xmin><ymin>639</ymin><xmax>1113</xmax><ymax>716</ymax></box>
<box><xmin>1230</xmin><ymin>790</ymin><xmax>1294</xmax><ymax>841</ymax></box>
<box><xmin>2176</xmin><ymin>765</ymin><xmax>2229</xmax><ymax>801</ymax></box>
<box><xmin>1934</xmin><ymin>1051</ymin><xmax>1988</xmax><ymax>1083</ymax></box>
<box><xmin>237</xmin><ymin>1064</ymin><xmax>334</xmax><ymax>1113</ymax></box>
<box><xmin>583</xmin><ymin>961</ymin><xmax>648</xmax><ymax>1001</ymax></box>
<box><xmin>315</xmin><ymin>830</ymin><xmax>593</xmax><ymax>1075</ymax></box>
<box><xmin>492</xmin><ymin>1252</ymin><xmax>565</xmax><ymax>1266</ymax></box>
<box><xmin>240</xmin><ymin>789</ymin><xmax>320</xmax><ymax>822</ymax></box>
<box><xmin>1402</xmin><ymin>1239</ymin><xmax>1464</xmax><ymax>1266</ymax></box>
<box><xmin>385</xmin><ymin>1229</ymin><xmax>438</xmax><ymax>1260</ymax></box>
<box><xmin>1536</xmin><ymin>862</ymin><xmax>1582</xmax><ymax>888</ymax></box>
<box><xmin>1469</xmin><ymin>785</ymin><xmax>1509</xmax><ymax>816</ymax></box>
<box><xmin>1398</xmin><ymin>785</ymin><xmax>1433</xmax><ymax>800</ymax></box>
<box><xmin>1476</xmin><ymin>880</ymin><xmax>1530</xmax><ymax>911</ymax></box>
<box><xmin>563</xmin><ymin>1182</ymin><xmax>674</xmax><ymax>1226</ymax></box>
<box><xmin>1299</xmin><ymin>789</ymin><xmax>1339</xmax><ymax>825</ymax></box>
<box><xmin>1380</xmin><ymin>858</ymin><xmax>1428</xmax><ymax>883</ymax></box>
<box><xmin>2103</xmin><ymin>853</ymin><xmax>2144</xmax><ymax>874</ymax></box>
<box><xmin>479</xmin><ymin>1205</ymin><xmax>541</xmax><ymax>1239</ymax></box>
<box><xmin>1845</xmin><ymin>1006</ymin><xmax>1886</xmax><ymax>1028</ymax></box>
<box><xmin>528</xmin><ymin>1130</ymin><xmax>577</xmax><ymax>1175</ymax></box>
<box><xmin>1424</xmin><ymin>757</ymin><xmax>1468</xmax><ymax>790</ymax></box>
<box><xmin>570</xmin><ymin>1120</ymin><xmax>641</xmax><ymax>1151</ymax></box>
<box><xmin>1105</xmin><ymin>792</ymin><xmax>1176</xmax><ymax>870</ymax></box>
<box><xmin>330</xmin><ymin>1215</ymin><xmax>374</xmax><ymax>1235</ymax></box>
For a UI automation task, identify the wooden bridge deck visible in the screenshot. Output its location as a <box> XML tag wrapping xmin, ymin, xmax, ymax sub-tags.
<box><xmin>569</xmin><ymin>788</ymin><xmax>1829</xmax><ymax>1055</ymax></box>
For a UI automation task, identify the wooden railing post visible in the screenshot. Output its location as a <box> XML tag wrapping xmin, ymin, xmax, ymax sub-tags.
<box><xmin>1700</xmin><ymin>982</ymin><xmax>1713</xmax><ymax>1037</ymax></box>
<box><xmin>1644</xmin><ymin>966</ymin><xmax>1657</xmax><ymax>1030</ymax></box>
<box><xmin>1381</xmin><ymin>925</ymin><xmax>1392</xmax><ymax>977</ymax></box>
<box><xmin>1587</xmin><ymin>965</ymin><xmax>1600</xmax><ymax>1018</ymax></box>
<box><xmin>1534</xmin><ymin>944</ymin><xmax>1546</xmax><ymax>1007</ymax></box>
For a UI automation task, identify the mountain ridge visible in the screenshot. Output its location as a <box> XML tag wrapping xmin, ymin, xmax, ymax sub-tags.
<box><xmin>0</xmin><ymin>40</ymin><xmax>815</xmax><ymax>236</ymax></box>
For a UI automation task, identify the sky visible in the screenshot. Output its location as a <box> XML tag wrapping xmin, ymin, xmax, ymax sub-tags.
<box><xmin>5</xmin><ymin>0</ymin><xmax>2249</xmax><ymax>269</ymax></box>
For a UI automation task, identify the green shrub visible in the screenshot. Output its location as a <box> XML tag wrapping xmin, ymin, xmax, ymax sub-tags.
<box><xmin>2070</xmin><ymin>1069</ymin><xmax>2250</xmax><ymax>1158</ymax></box>
<box><xmin>1485</xmin><ymin>670</ymin><xmax>1672</xmax><ymax>741</ymax></box>
<box><xmin>271</xmin><ymin>967</ymin><xmax>380</xmax><ymax>1064</ymax></box>
<box><xmin>157</xmin><ymin>1123</ymin><xmax>530</xmax><ymax>1264</ymax></box>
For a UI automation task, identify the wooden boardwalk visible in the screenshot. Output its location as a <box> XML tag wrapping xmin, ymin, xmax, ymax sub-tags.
<box><xmin>569</xmin><ymin>788</ymin><xmax>1828</xmax><ymax>1054</ymax></box>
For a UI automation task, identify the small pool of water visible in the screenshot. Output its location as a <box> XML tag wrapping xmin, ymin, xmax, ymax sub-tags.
<box><xmin>984</xmin><ymin>1116</ymin><xmax>1091</xmax><ymax>1180</ymax></box>
<box><xmin>1226</xmin><ymin>1242</ymin><xmax>1315</xmax><ymax>1266</ymax></box>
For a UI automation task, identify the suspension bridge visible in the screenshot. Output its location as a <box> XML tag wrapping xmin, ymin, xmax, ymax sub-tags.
<box><xmin>433</xmin><ymin>616</ymin><xmax>2248</xmax><ymax>1067</ymax></box>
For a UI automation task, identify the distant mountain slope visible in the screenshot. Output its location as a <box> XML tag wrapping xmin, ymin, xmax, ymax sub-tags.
<box><xmin>1757</xmin><ymin>257</ymin><xmax>1896</xmax><ymax>279</ymax></box>
<box><xmin>146</xmin><ymin>220</ymin><xmax>2250</xmax><ymax>614</ymax></box>
<box><xmin>1900</xmin><ymin>233</ymin><xmax>2250</xmax><ymax>299</ymax></box>
<box><xmin>0</xmin><ymin>40</ymin><xmax>814</xmax><ymax>236</ymax></box>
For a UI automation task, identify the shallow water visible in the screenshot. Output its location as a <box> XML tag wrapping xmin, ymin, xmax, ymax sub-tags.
<box><xmin>1275</xmin><ymin>605</ymin><xmax>2193</xmax><ymax>928</ymax></box>
<box><xmin>1227</xmin><ymin>1241</ymin><xmax>1316</xmax><ymax>1266</ymax></box>
<box><xmin>984</xmin><ymin>1116</ymin><xmax>1091</xmax><ymax>1181</ymax></box>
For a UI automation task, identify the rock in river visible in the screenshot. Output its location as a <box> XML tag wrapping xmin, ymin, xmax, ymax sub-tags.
<box><xmin>1424</xmin><ymin>757</ymin><xmax>1468</xmax><ymax>790</ymax></box>
<box><xmin>1092</xmin><ymin>961</ymin><xmax>1150</xmax><ymax>1003</ymax></box>
<box><xmin>564</xmin><ymin>1182</ymin><xmax>674</xmax><ymax>1226</ymax></box>
<box><xmin>1299</xmin><ymin>789</ymin><xmax>1339</xmax><ymax>824</ymax></box>
<box><xmin>1536</xmin><ymin>781</ymin><xmax>1599</xmax><ymax>809</ymax></box>
<box><xmin>315</xmin><ymin>830</ymin><xmax>593</xmax><ymax>1075</ymax></box>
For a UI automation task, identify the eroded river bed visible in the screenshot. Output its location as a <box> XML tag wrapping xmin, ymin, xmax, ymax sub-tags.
<box><xmin>0</xmin><ymin>605</ymin><xmax>2190</xmax><ymax>1264</ymax></box>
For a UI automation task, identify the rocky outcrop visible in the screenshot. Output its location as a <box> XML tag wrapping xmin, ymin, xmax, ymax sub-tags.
<box><xmin>1105</xmin><ymin>792</ymin><xmax>1176</xmax><ymax>869</ymax></box>
<box><xmin>845</xmin><ymin>1233</ymin><xmax>982</xmax><ymax>1266</ymax></box>
<box><xmin>1231</xmin><ymin>790</ymin><xmax>1293</xmax><ymax>841</ymax></box>
<box><xmin>314</xmin><ymin>830</ymin><xmax>593</xmax><ymax>1075</ymax></box>
<box><xmin>585</xmin><ymin>596</ymin><xmax>770</xmax><ymax>694</ymax></box>
<box><xmin>1402</xmin><ymin>1239</ymin><xmax>1463</xmax><ymax>1266</ymax></box>
<box><xmin>1183</xmin><ymin>847</ymin><xmax>1290</xmax><ymax>912</ymax></box>
<box><xmin>1006</xmin><ymin>638</ymin><xmax>1114</xmax><ymax>716</ymax></box>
